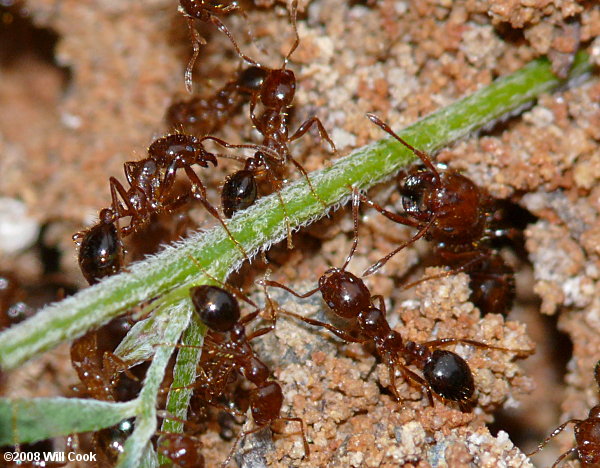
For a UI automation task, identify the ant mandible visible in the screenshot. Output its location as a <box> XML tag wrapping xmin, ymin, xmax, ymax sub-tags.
<box><xmin>360</xmin><ymin>114</ymin><xmax>516</xmax><ymax>316</ymax></box>
<box><xmin>528</xmin><ymin>360</ymin><xmax>600</xmax><ymax>467</ymax></box>
<box><xmin>264</xmin><ymin>188</ymin><xmax>530</xmax><ymax>411</ymax></box>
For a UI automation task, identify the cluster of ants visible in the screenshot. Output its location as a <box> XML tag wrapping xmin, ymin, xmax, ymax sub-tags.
<box><xmin>1</xmin><ymin>1</ymin><xmax>598</xmax><ymax>467</ymax></box>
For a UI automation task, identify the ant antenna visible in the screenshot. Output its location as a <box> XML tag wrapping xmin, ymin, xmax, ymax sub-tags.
<box><xmin>283</xmin><ymin>0</ymin><xmax>300</xmax><ymax>67</ymax></box>
<box><xmin>366</xmin><ymin>113</ymin><xmax>441</xmax><ymax>182</ymax></box>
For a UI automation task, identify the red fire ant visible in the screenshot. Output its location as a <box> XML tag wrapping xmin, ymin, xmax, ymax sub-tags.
<box><xmin>360</xmin><ymin>114</ymin><xmax>516</xmax><ymax>316</ymax></box>
<box><xmin>190</xmin><ymin>282</ymin><xmax>308</xmax><ymax>465</ymax></box>
<box><xmin>70</xmin><ymin>314</ymin><xmax>143</xmax><ymax>402</ymax></box>
<box><xmin>73</xmin><ymin>132</ymin><xmax>250</xmax><ymax>283</ymax></box>
<box><xmin>264</xmin><ymin>189</ymin><xmax>530</xmax><ymax>411</ymax></box>
<box><xmin>528</xmin><ymin>360</ymin><xmax>600</xmax><ymax>467</ymax></box>
<box><xmin>195</xmin><ymin>0</ymin><xmax>335</xmax><ymax>247</ymax></box>
<box><xmin>166</xmin><ymin>65</ymin><xmax>268</xmax><ymax>136</ymax></box>
<box><xmin>179</xmin><ymin>0</ymin><xmax>259</xmax><ymax>93</ymax></box>
<box><xmin>163</xmin><ymin>268</ymin><xmax>309</xmax><ymax>465</ymax></box>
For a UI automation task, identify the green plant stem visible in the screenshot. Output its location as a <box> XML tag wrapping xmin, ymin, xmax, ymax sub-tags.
<box><xmin>0</xmin><ymin>53</ymin><xmax>590</xmax><ymax>372</ymax></box>
<box><xmin>0</xmin><ymin>54</ymin><xmax>592</xmax><ymax>462</ymax></box>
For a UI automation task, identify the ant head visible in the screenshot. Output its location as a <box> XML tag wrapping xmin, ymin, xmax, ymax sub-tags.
<box><xmin>250</xmin><ymin>381</ymin><xmax>284</xmax><ymax>427</ymax></box>
<box><xmin>238</xmin><ymin>66</ymin><xmax>267</xmax><ymax>94</ymax></box>
<box><xmin>149</xmin><ymin>134</ymin><xmax>210</xmax><ymax>168</ymax></box>
<box><xmin>399</xmin><ymin>169</ymin><xmax>438</xmax><ymax>221</ymax></box>
<box><xmin>78</xmin><ymin>221</ymin><xmax>123</xmax><ymax>285</ymax></box>
<box><xmin>422</xmin><ymin>349</ymin><xmax>475</xmax><ymax>404</ymax></box>
<box><xmin>260</xmin><ymin>69</ymin><xmax>296</xmax><ymax>109</ymax></box>
<box><xmin>190</xmin><ymin>285</ymin><xmax>240</xmax><ymax>332</ymax></box>
<box><xmin>221</xmin><ymin>170</ymin><xmax>258</xmax><ymax>218</ymax></box>
<box><xmin>318</xmin><ymin>268</ymin><xmax>371</xmax><ymax>319</ymax></box>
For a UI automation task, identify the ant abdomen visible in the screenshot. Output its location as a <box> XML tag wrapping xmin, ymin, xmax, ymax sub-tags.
<box><xmin>190</xmin><ymin>285</ymin><xmax>240</xmax><ymax>332</ymax></box>
<box><xmin>221</xmin><ymin>170</ymin><xmax>258</xmax><ymax>218</ymax></box>
<box><xmin>78</xmin><ymin>220</ymin><xmax>123</xmax><ymax>285</ymax></box>
<box><xmin>250</xmin><ymin>381</ymin><xmax>283</xmax><ymax>427</ymax></box>
<box><xmin>422</xmin><ymin>350</ymin><xmax>475</xmax><ymax>404</ymax></box>
<box><xmin>318</xmin><ymin>269</ymin><xmax>371</xmax><ymax>318</ymax></box>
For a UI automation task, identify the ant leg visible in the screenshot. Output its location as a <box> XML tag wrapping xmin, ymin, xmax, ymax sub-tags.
<box><xmin>400</xmin><ymin>252</ymin><xmax>487</xmax><ymax>291</ymax></box>
<box><xmin>370</xmin><ymin>295</ymin><xmax>386</xmax><ymax>313</ymax></box>
<box><xmin>358</xmin><ymin>191</ymin><xmax>421</xmax><ymax>228</ymax></box>
<box><xmin>261</xmin><ymin>279</ymin><xmax>320</xmax><ymax>300</ymax></box>
<box><xmin>396</xmin><ymin>363</ymin><xmax>434</xmax><ymax>406</ymax></box>
<box><xmin>288</xmin><ymin>155</ymin><xmax>326</xmax><ymax>209</ymax></box>
<box><xmin>422</xmin><ymin>338</ymin><xmax>533</xmax><ymax>357</ymax></box>
<box><xmin>102</xmin><ymin>352</ymin><xmax>138</xmax><ymax>383</ymax></box>
<box><xmin>289</xmin><ymin>116</ymin><xmax>337</xmax><ymax>153</ymax></box>
<box><xmin>275</xmin><ymin>417</ymin><xmax>309</xmax><ymax>458</ymax></box>
<box><xmin>221</xmin><ymin>424</ymin><xmax>271</xmax><ymax>467</ymax></box>
<box><xmin>185</xmin><ymin>18</ymin><xmax>206</xmax><ymax>94</ymax></box>
<box><xmin>199</xmin><ymin>135</ymin><xmax>278</xmax><ymax>160</ymax></box>
<box><xmin>109</xmin><ymin>177</ymin><xmax>138</xmax><ymax>236</ymax></box>
<box><xmin>363</xmin><ymin>214</ymin><xmax>437</xmax><ymax>277</ymax></box>
<box><xmin>526</xmin><ymin>419</ymin><xmax>581</xmax><ymax>457</ymax></box>
<box><xmin>551</xmin><ymin>447</ymin><xmax>578</xmax><ymax>467</ymax></box>
<box><xmin>249</xmin><ymin>95</ymin><xmax>260</xmax><ymax>128</ymax></box>
<box><xmin>366</xmin><ymin>113</ymin><xmax>440</xmax><ymax>180</ymax></box>
<box><xmin>279</xmin><ymin>308</ymin><xmax>364</xmax><ymax>343</ymax></box>
<box><xmin>247</xmin><ymin>325</ymin><xmax>274</xmax><ymax>341</ymax></box>
<box><xmin>275</xmin><ymin>187</ymin><xmax>294</xmax><ymax>250</ymax></box>
<box><xmin>338</xmin><ymin>186</ymin><xmax>361</xmax><ymax>270</ymax></box>
<box><xmin>183</xmin><ymin>166</ymin><xmax>250</xmax><ymax>262</ymax></box>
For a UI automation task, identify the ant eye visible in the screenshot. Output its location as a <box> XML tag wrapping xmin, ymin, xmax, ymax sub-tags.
<box><xmin>190</xmin><ymin>285</ymin><xmax>240</xmax><ymax>332</ymax></box>
<box><xmin>423</xmin><ymin>350</ymin><xmax>474</xmax><ymax>403</ymax></box>
<box><xmin>400</xmin><ymin>173</ymin><xmax>435</xmax><ymax>218</ymax></box>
